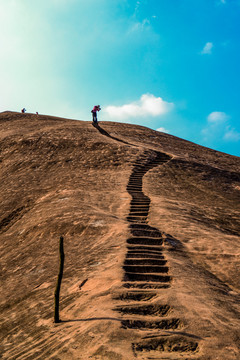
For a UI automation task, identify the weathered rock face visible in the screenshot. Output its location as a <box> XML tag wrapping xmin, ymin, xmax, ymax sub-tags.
<box><xmin>0</xmin><ymin>111</ymin><xmax>239</xmax><ymax>360</ymax></box>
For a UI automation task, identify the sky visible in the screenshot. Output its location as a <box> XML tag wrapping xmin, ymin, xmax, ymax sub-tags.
<box><xmin>0</xmin><ymin>0</ymin><xmax>240</xmax><ymax>156</ymax></box>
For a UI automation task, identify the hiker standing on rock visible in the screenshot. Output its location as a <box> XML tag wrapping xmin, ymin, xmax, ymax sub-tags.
<box><xmin>91</xmin><ymin>105</ymin><xmax>101</xmax><ymax>124</ymax></box>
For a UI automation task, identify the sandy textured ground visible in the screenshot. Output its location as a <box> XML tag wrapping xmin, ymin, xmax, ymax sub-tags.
<box><xmin>0</xmin><ymin>111</ymin><xmax>239</xmax><ymax>359</ymax></box>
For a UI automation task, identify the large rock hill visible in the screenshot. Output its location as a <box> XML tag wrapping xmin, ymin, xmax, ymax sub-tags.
<box><xmin>0</xmin><ymin>111</ymin><xmax>239</xmax><ymax>359</ymax></box>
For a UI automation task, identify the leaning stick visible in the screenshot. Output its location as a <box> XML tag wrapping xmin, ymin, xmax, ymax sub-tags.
<box><xmin>54</xmin><ymin>236</ymin><xmax>65</xmax><ymax>323</ymax></box>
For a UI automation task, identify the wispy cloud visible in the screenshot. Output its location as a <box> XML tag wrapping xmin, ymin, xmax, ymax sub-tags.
<box><xmin>156</xmin><ymin>127</ymin><xmax>169</xmax><ymax>133</ymax></box>
<box><xmin>207</xmin><ymin>111</ymin><xmax>229</xmax><ymax>123</ymax></box>
<box><xmin>202</xmin><ymin>111</ymin><xmax>229</xmax><ymax>141</ymax></box>
<box><xmin>201</xmin><ymin>42</ymin><xmax>213</xmax><ymax>55</ymax></box>
<box><xmin>129</xmin><ymin>18</ymin><xmax>151</xmax><ymax>33</ymax></box>
<box><xmin>215</xmin><ymin>0</ymin><xmax>227</xmax><ymax>7</ymax></box>
<box><xmin>202</xmin><ymin>111</ymin><xmax>240</xmax><ymax>144</ymax></box>
<box><xmin>104</xmin><ymin>94</ymin><xmax>174</xmax><ymax>121</ymax></box>
<box><xmin>135</xmin><ymin>1</ymin><xmax>141</xmax><ymax>13</ymax></box>
<box><xmin>224</xmin><ymin>127</ymin><xmax>240</xmax><ymax>141</ymax></box>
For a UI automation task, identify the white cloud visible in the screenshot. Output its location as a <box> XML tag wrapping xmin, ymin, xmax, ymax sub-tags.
<box><xmin>207</xmin><ymin>111</ymin><xmax>229</xmax><ymax>123</ymax></box>
<box><xmin>129</xmin><ymin>18</ymin><xmax>150</xmax><ymax>32</ymax></box>
<box><xmin>202</xmin><ymin>111</ymin><xmax>240</xmax><ymax>144</ymax></box>
<box><xmin>156</xmin><ymin>127</ymin><xmax>169</xmax><ymax>133</ymax></box>
<box><xmin>104</xmin><ymin>94</ymin><xmax>174</xmax><ymax>121</ymax></box>
<box><xmin>224</xmin><ymin>127</ymin><xmax>240</xmax><ymax>141</ymax></box>
<box><xmin>202</xmin><ymin>111</ymin><xmax>229</xmax><ymax>141</ymax></box>
<box><xmin>135</xmin><ymin>1</ymin><xmax>141</xmax><ymax>12</ymax></box>
<box><xmin>201</xmin><ymin>42</ymin><xmax>213</xmax><ymax>55</ymax></box>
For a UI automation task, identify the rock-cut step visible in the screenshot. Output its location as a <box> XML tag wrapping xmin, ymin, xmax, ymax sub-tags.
<box><xmin>123</xmin><ymin>265</ymin><xmax>169</xmax><ymax>274</ymax></box>
<box><xmin>114</xmin><ymin>303</ymin><xmax>170</xmax><ymax>316</ymax></box>
<box><xmin>132</xmin><ymin>335</ymin><xmax>199</xmax><ymax>354</ymax></box>
<box><xmin>129</xmin><ymin>205</ymin><xmax>148</xmax><ymax>210</ymax></box>
<box><xmin>129</xmin><ymin>228</ymin><xmax>162</xmax><ymax>238</ymax></box>
<box><xmin>126</xmin><ymin>249</ymin><xmax>164</xmax><ymax>258</ymax></box>
<box><xmin>128</xmin><ymin>211</ymin><xmax>149</xmax><ymax>217</ymax></box>
<box><xmin>126</xmin><ymin>250</ymin><xmax>164</xmax><ymax>257</ymax></box>
<box><xmin>121</xmin><ymin>318</ymin><xmax>181</xmax><ymax>330</ymax></box>
<box><xmin>124</xmin><ymin>273</ymin><xmax>171</xmax><ymax>283</ymax></box>
<box><xmin>114</xmin><ymin>291</ymin><xmax>157</xmax><ymax>302</ymax></box>
<box><xmin>127</xmin><ymin>237</ymin><xmax>163</xmax><ymax>246</ymax></box>
<box><xmin>126</xmin><ymin>253</ymin><xmax>164</xmax><ymax>259</ymax></box>
<box><xmin>127</xmin><ymin>216</ymin><xmax>148</xmax><ymax>223</ymax></box>
<box><xmin>123</xmin><ymin>283</ymin><xmax>170</xmax><ymax>289</ymax></box>
<box><xmin>127</xmin><ymin>245</ymin><xmax>163</xmax><ymax>252</ymax></box>
<box><xmin>127</xmin><ymin>186</ymin><xmax>142</xmax><ymax>191</ymax></box>
<box><xmin>124</xmin><ymin>259</ymin><xmax>167</xmax><ymax>266</ymax></box>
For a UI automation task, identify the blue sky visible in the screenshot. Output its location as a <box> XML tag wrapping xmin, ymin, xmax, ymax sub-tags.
<box><xmin>0</xmin><ymin>0</ymin><xmax>239</xmax><ymax>156</ymax></box>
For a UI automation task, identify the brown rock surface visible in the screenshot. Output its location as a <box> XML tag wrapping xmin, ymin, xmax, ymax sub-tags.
<box><xmin>0</xmin><ymin>111</ymin><xmax>239</xmax><ymax>359</ymax></box>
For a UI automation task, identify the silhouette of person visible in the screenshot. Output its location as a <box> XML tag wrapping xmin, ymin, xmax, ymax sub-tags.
<box><xmin>91</xmin><ymin>105</ymin><xmax>101</xmax><ymax>123</ymax></box>
<box><xmin>21</xmin><ymin>108</ymin><xmax>26</xmax><ymax>113</ymax></box>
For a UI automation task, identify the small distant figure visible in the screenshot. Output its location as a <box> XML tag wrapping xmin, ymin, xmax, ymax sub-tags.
<box><xmin>21</xmin><ymin>108</ymin><xmax>26</xmax><ymax>113</ymax></box>
<box><xmin>91</xmin><ymin>105</ymin><xmax>101</xmax><ymax>124</ymax></box>
<box><xmin>36</xmin><ymin>112</ymin><xmax>38</xmax><ymax>115</ymax></box>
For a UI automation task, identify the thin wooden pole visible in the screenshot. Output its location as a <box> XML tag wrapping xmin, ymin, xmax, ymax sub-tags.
<box><xmin>54</xmin><ymin>236</ymin><xmax>65</xmax><ymax>323</ymax></box>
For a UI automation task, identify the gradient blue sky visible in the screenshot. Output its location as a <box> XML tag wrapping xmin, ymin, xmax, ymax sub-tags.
<box><xmin>1</xmin><ymin>0</ymin><xmax>239</xmax><ymax>156</ymax></box>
